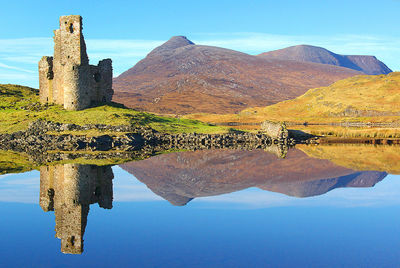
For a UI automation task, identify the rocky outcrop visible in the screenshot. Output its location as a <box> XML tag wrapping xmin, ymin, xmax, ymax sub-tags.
<box><xmin>113</xmin><ymin>36</ymin><xmax>361</xmax><ymax>115</ymax></box>
<box><xmin>0</xmin><ymin>120</ymin><xmax>145</xmax><ymax>153</ymax></box>
<box><xmin>261</xmin><ymin>120</ymin><xmax>288</xmax><ymax>139</ymax></box>
<box><xmin>258</xmin><ymin>45</ymin><xmax>392</xmax><ymax>75</ymax></box>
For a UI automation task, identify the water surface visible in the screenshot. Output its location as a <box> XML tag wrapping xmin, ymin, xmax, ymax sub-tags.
<box><xmin>1</xmin><ymin>145</ymin><xmax>400</xmax><ymax>267</ymax></box>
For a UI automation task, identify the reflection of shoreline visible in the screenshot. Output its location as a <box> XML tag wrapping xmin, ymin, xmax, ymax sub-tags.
<box><xmin>40</xmin><ymin>164</ymin><xmax>114</xmax><ymax>254</ymax></box>
<box><xmin>297</xmin><ymin>143</ymin><xmax>400</xmax><ymax>174</ymax></box>
<box><xmin>121</xmin><ymin>147</ymin><xmax>387</xmax><ymax>206</ymax></box>
<box><xmin>0</xmin><ymin>139</ymin><xmax>292</xmax><ymax>176</ymax></box>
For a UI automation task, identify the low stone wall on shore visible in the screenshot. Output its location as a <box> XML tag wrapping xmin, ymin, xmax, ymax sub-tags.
<box><xmin>0</xmin><ymin>120</ymin><xmax>295</xmax><ymax>156</ymax></box>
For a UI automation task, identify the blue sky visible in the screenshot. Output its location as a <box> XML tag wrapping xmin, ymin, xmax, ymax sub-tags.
<box><xmin>2</xmin><ymin>167</ymin><xmax>400</xmax><ymax>208</ymax></box>
<box><xmin>1</xmin><ymin>0</ymin><xmax>400</xmax><ymax>87</ymax></box>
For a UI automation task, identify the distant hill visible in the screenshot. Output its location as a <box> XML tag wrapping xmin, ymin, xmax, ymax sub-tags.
<box><xmin>241</xmin><ymin>72</ymin><xmax>400</xmax><ymax>122</ymax></box>
<box><xmin>120</xmin><ymin>148</ymin><xmax>386</xmax><ymax>205</ymax></box>
<box><xmin>188</xmin><ymin>72</ymin><xmax>400</xmax><ymax>124</ymax></box>
<box><xmin>258</xmin><ymin>45</ymin><xmax>392</xmax><ymax>75</ymax></box>
<box><xmin>113</xmin><ymin>36</ymin><xmax>361</xmax><ymax>115</ymax></box>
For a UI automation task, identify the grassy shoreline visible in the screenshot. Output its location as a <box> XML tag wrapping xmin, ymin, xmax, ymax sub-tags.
<box><xmin>0</xmin><ymin>84</ymin><xmax>231</xmax><ymax>135</ymax></box>
<box><xmin>3</xmin><ymin>71</ymin><xmax>400</xmax><ymax>140</ymax></box>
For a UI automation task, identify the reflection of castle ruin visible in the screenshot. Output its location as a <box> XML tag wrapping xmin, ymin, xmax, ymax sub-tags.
<box><xmin>40</xmin><ymin>164</ymin><xmax>114</xmax><ymax>254</ymax></box>
<box><xmin>39</xmin><ymin>15</ymin><xmax>113</xmax><ymax>111</ymax></box>
<box><xmin>263</xmin><ymin>143</ymin><xmax>288</xmax><ymax>158</ymax></box>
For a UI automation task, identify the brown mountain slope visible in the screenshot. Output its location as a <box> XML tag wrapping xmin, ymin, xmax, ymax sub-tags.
<box><xmin>120</xmin><ymin>148</ymin><xmax>386</xmax><ymax>205</ymax></box>
<box><xmin>113</xmin><ymin>36</ymin><xmax>361</xmax><ymax>115</ymax></box>
<box><xmin>258</xmin><ymin>45</ymin><xmax>392</xmax><ymax>75</ymax></box>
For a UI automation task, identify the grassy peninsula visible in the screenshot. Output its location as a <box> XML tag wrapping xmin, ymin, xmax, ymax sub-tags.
<box><xmin>0</xmin><ymin>84</ymin><xmax>229</xmax><ymax>135</ymax></box>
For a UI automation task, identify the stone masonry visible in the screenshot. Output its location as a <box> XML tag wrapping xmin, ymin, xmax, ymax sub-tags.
<box><xmin>39</xmin><ymin>15</ymin><xmax>113</xmax><ymax>111</ymax></box>
<box><xmin>40</xmin><ymin>164</ymin><xmax>114</xmax><ymax>254</ymax></box>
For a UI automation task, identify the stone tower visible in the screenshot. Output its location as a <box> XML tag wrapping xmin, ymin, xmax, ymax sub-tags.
<box><xmin>40</xmin><ymin>164</ymin><xmax>114</xmax><ymax>254</ymax></box>
<box><xmin>39</xmin><ymin>15</ymin><xmax>113</xmax><ymax>111</ymax></box>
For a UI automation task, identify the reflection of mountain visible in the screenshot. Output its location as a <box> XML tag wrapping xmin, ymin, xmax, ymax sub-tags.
<box><xmin>39</xmin><ymin>164</ymin><xmax>114</xmax><ymax>254</ymax></box>
<box><xmin>259</xmin><ymin>171</ymin><xmax>386</xmax><ymax>197</ymax></box>
<box><xmin>120</xmin><ymin>147</ymin><xmax>386</xmax><ymax>205</ymax></box>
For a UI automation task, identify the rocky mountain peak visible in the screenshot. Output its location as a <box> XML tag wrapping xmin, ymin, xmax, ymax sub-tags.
<box><xmin>149</xmin><ymin>36</ymin><xmax>195</xmax><ymax>56</ymax></box>
<box><xmin>258</xmin><ymin>45</ymin><xmax>392</xmax><ymax>75</ymax></box>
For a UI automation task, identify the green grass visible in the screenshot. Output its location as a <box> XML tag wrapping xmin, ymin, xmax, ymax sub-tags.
<box><xmin>0</xmin><ymin>150</ymin><xmax>37</xmax><ymax>174</ymax></box>
<box><xmin>0</xmin><ymin>149</ymin><xmax>145</xmax><ymax>174</ymax></box>
<box><xmin>0</xmin><ymin>147</ymin><xmax>192</xmax><ymax>175</ymax></box>
<box><xmin>0</xmin><ymin>84</ymin><xmax>230</xmax><ymax>134</ymax></box>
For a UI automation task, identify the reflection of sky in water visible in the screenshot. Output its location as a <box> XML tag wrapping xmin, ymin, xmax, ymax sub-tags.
<box><xmin>1</xmin><ymin>166</ymin><xmax>400</xmax><ymax>208</ymax></box>
<box><xmin>1</xmin><ymin>166</ymin><xmax>400</xmax><ymax>266</ymax></box>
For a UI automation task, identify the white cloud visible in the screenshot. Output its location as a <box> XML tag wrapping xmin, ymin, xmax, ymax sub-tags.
<box><xmin>194</xmin><ymin>174</ymin><xmax>400</xmax><ymax>208</ymax></box>
<box><xmin>0</xmin><ymin>70</ymin><xmax>37</xmax><ymax>85</ymax></box>
<box><xmin>0</xmin><ymin>33</ymin><xmax>398</xmax><ymax>87</ymax></box>
<box><xmin>1</xmin><ymin>166</ymin><xmax>400</xmax><ymax>209</ymax></box>
<box><xmin>192</xmin><ymin>32</ymin><xmax>400</xmax><ymax>71</ymax></box>
<box><xmin>0</xmin><ymin>62</ymin><xmax>35</xmax><ymax>73</ymax></box>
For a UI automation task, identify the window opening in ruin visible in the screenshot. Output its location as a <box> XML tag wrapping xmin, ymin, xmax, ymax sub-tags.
<box><xmin>69</xmin><ymin>23</ymin><xmax>74</xmax><ymax>34</ymax></box>
<box><xmin>70</xmin><ymin>236</ymin><xmax>75</xmax><ymax>246</ymax></box>
<box><xmin>47</xmin><ymin>188</ymin><xmax>55</xmax><ymax>198</ymax></box>
<box><xmin>94</xmin><ymin>72</ymin><xmax>101</xmax><ymax>82</ymax></box>
<box><xmin>95</xmin><ymin>187</ymin><xmax>101</xmax><ymax>197</ymax></box>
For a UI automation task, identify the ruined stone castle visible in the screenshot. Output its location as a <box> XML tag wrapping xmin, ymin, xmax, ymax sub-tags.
<box><xmin>39</xmin><ymin>15</ymin><xmax>113</xmax><ymax>111</ymax></box>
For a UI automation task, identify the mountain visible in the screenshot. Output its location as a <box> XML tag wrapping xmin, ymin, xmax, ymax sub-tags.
<box><xmin>120</xmin><ymin>148</ymin><xmax>386</xmax><ymax>205</ymax></box>
<box><xmin>113</xmin><ymin>36</ymin><xmax>361</xmax><ymax>115</ymax></box>
<box><xmin>235</xmin><ymin>71</ymin><xmax>400</xmax><ymax>123</ymax></box>
<box><xmin>189</xmin><ymin>72</ymin><xmax>400</xmax><ymax>125</ymax></box>
<box><xmin>258</xmin><ymin>45</ymin><xmax>392</xmax><ymax>75</ymax></box>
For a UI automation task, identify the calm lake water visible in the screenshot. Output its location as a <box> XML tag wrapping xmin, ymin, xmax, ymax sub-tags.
<box><xmin>1</xmin><ymin>145</ymin><xmax>400</xmax><ymax>267</ymax></box>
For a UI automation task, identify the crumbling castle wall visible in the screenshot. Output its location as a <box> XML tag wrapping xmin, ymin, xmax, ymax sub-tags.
<box><xmin>39</xmin><ymin>15</ymin><xmax>113</xmax><ymax>111</ymax></box>
<box><xmin>39</xmin><ymin>164</ymin><xmax>114</xmax><ymax>254</ymax></box>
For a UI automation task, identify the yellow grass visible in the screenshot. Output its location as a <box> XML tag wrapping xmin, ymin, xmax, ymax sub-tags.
<box><xmin>185</xmin><ymin>72</ymin><xmax>400</xmax><ymax>125</ymax></box>
<box><xmin>291</xmin><ymin>125</ymin><xmax>400</xmax><ymax>138</ymax></box>
<box><xmin>0</xmin><ymin>150</ymin><xmax>36</xmax><ymax>174</ymax></box>
<box><xmin>297</xmin><ymin>143</ymin><xmax>400</xmax><ymax>174</ymax></box>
